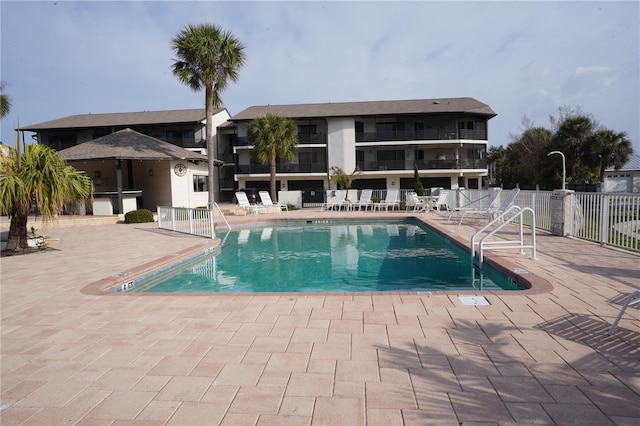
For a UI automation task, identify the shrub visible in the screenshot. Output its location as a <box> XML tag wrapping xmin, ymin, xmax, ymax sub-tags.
<box><xmin>124</xmin><ymin>209</ymin><xmax>154</xmax><ymax>224</ymax></box>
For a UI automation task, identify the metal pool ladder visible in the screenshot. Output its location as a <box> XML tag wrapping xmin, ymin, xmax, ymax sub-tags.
<box><xmin>213</xmin><ymin>202</ymin><xmax>231</xmax><ymax>231</ymax></box>
<box><xmin>471</xmin><ymin>205</ymin><xmax>537</xmax><ymax>268</ymax></box>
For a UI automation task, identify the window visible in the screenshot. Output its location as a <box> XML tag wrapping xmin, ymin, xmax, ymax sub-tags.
<box><xmin>183</xmin><ymin>129</ymin><xmax>195</xmax><ymax>145</ymax></box>
<box><xmin>377</xmin><ymin>150</ymin><xmax>405</xmax><ymax>161</ymax></box>
<box><xmin>299</xmin><ymin>151</ymin><xmax>319</xmax><ymax>164</ymax></box>
<box><xmin>297</xmin><ymin>125</ymin><xmax>316</xmax><ymax>135</ymax></box>
<box><xmin>93</xmin><ymin>129</ymin><xmax>111</xmax><ymax>139</ymax></box>
<box><xmin>193</xmin><ymin>175</ymin><xmax>208</xmax><ymax>192</ymax></box>
<box><xmin>166</xmin><ymin>130</ymin><xmax>182</xmax><ymax>144</ymax></box>
<box><xmin>459</xmin><ymin>121</ymin><xmax>474</xmax><ymax>129</ymax></box>
<box><xmin>376</xmin><ymin>122</ymin><xmax>396</xmax><ymax>133</ymax></box>
<box><xmin>166</xmin><ymin>129</ymin><xmax>196</xmax><ymax>146</ymax></box>
<box><xmin>376</xmin><ymin>122</ymin><xmax>405</xmax><ymax>132</ymax></box>
<box><xmin>47</xmin><ymin>134</ymin><xmax>76</xmax><ymax>150</ymax></box>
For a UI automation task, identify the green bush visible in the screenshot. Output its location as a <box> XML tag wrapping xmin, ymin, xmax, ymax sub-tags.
<box><xmin>124</xmin><ymin>209</ymin><xmax>154</xmax><ymax>224</ymax></box>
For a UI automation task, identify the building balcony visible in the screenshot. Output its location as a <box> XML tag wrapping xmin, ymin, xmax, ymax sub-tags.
<box><xmin>233</xmin><ymin>133</ymin><xmax>327</xmax><ymax>147</ymax></box>
<box><xmin>356</xmin><ymin>158</ymin><xmax>487</xmax><ymax>172</ymax></box>
<box><xmin>355</xmin><ymin>128</ymin><xmax>487</xmax><ymax>142</ymax></box>
<box><xmin>236</xmin><ymin>162</ymin><xmax>328</xmax><ymax>174</ymax></box>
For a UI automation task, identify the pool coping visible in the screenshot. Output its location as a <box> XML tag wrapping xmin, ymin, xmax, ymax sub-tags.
<box><xmin>80</xmin><ymin>215</ymin><xmax>553</xmax><ymax>296</ymax></box>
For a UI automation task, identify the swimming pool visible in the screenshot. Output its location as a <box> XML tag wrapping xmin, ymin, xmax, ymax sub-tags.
<box><xmin>121</xmin><ymin>219</ymin><xmax>522</xmax><ymax>293</ymax></box>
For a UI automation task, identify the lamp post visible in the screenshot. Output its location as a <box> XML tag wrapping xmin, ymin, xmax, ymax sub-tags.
<box><xmin>547</xmin><ymin>151</ymin><xmax>566</xmax><ymax>191</ymax></box>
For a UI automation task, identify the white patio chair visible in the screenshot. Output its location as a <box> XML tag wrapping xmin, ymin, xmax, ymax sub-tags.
<box><xmin>430</xmin><ymin>190</ymin><xmax>450</xmax><ymax>213</ymax></box>
<box><xmin>235</xmin><ymin>191</ymin><xmax>265</xmax><ymax>215</ymax></box>
<box><xmin>608</xmin><ymin>290</ymin><xmax>640</xmax><ymax>334</ymax></box>
<box><xmin>405</xmin><ymin>191</ymin><xmax>427</xmax><ymax>212</ymax></box>
<box><xmin>321</xmin><ymin>190</ymin><xmax>349</xmax><ymax>211</ymax></box>
<box><xmin>259</xmin><ymin>191</ymin><xmax>288</xmax><ymax>212</ymax></box>
<box><xmin>448</xmin><ymin>188</ymin><xmax>502</xmax><ymax>223</ymax></box>
<box><xmin>374</xmin><ymin>189</ymin><xmax>400</xmax><ymax>211</ymax></box>
<box><xmin>356</xmin><ymin>189</ymin><xmax>374</xmax><ymax>211</ymax></box>
<box><xmin>452</xmin><ymin>188</ymin><xmax>519</xmax><ymax>224</ymax></box>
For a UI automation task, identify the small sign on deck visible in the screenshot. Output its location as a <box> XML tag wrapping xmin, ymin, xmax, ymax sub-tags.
<box><xmin>458</xmin><ymin>295</ymin><xmax>491</xmax><ymax>306</ymax></box>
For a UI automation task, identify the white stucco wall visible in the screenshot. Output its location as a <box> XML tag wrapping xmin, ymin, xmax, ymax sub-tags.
<box><xmin>327</xmin><ymin>117</ymin><xmax>356</xmax><ymax>179</ymax></box>
<box><xmin>169</xmin><ymin>160</ymin><xmax>209</xmax><ymax>208</ymax></box>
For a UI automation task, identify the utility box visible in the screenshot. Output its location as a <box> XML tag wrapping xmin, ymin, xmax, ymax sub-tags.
<box><xmin>550</xmin><ymin>189</ymin><xmax>574</xmax><ymax>236</ymax></box>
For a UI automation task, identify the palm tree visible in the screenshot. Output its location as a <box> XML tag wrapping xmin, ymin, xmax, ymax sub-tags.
<box><xmin>1</xmin><ymin>81</ymin><xmax>11</xmax><ymax>119</ymax></box>
<box><xmin>330</xmin><ymin>166</ymin><xmax>362</xmax><ymax>190</ymax></box>
<box><xmin>171</xmin><ymin>23</ymin><xmax>246</xmax><ymax>207</ymax></box>
<box><xmin>248</xmin><ymin>113</ymin><xmax>298</xmax><ymax>201</ymax></box>
<box><xmin>0</xmin><ymin>142</ymin><xmax>93</xmax><ymax>252</ymax></box>
<box><xmin>552</xmin><ymin>114</ymin><xmax>595</xmax><ymax>183</ymax></box>
<box><xmin>583</xmin><ymin>129</ymin><xmax>633</xmax><ymax>183</ymax></box>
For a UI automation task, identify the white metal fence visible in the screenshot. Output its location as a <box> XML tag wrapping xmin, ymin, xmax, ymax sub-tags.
<box><xmin>457</xmin><ymin>189</ymin><xmax>639</xmax><ymax>252</ymax></box>
<box><xmin>157</xmin><ymin>206</ymin><xmax>215</xmax><ymax>238</ymax></box>
<box><xmin>570</xmin><ymin>192</ymin><xmax>640</xmax><ymax>251</ymax></box>
<box><xmin>158</xmin><ymin>191</ymin><xmax>639</xmax><ymax>251</ymax></box>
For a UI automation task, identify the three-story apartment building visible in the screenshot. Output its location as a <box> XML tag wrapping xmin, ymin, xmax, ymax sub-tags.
<box><xmin>229</xmin><ymin>97</ymin><xmax>496</xmax><ymax>204</ymax></box>
<box><xmin>19</xmin><ymin>97</ymin><xmax>496</xmax><ymax>210</ymax></box>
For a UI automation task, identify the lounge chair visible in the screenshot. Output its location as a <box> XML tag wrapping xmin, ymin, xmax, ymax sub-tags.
<box><xmin>259</xmin><ymin>191</ymin><xmax>288</xmax><ymax>212</ymax></box>
<box><xmin>453</xmin><ymin>188</ymin><xmax>519</xmax><ymax>225</ymax></box>
<box><xmin>405</xmin><ymin>191</ymin><xmax>427</xmax><ymax>212</ymax></box>
<box><xmin>430</xmin><ymin>190</ymin><xmax>450</xmax><ymax>213</ymax></box>
<box><xmin>321</xmin><ymin>190</ymin><xmax>349</xmax><ymax>211</ymax></box>
<box><xmin>374</xmin><ymin>189</ymin><xmax>400</xmax><ymax>211</ymax></box>
<box><xmin>448</xmin><ymin>188</ymin><xmax>502</xmax><ymax>223</ymax></box>
<box><xmin>356</xmin><ymin>189</ymin><xmax>374</xmax><ymax>210</ymax></box>
<box><xmin>490</xmin><ymin>188</ymin><xmax>520</xmax><ymax>219</ymax></box>
<box><xmin>608</xmin><ymin>290</ymin><xmax>640</xmax><ymax>334</ymax></box>
<box><xmin>235</xmin><ymin>191</ymin><xmax>264</xmax><ymax>215</ymax></box>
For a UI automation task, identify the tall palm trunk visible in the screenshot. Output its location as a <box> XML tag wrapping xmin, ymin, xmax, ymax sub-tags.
<box><xmin>270</xmin><ymin>152</ymin><xmax>277</xmax><ymax>201</ymax></box>
<box><xmin>6</xmin><ymin>201</ymin><xmax>30</xmax><ymax>251</ymax></box>
<box><xmin>205</xmin><ymin>85</ymin><xmax>215</xmax><ymax>208</ymax></box>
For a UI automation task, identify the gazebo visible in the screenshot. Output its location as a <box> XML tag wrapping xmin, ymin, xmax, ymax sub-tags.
<box><xmin>58</xmin><ymin>128</ymin><xmax>220</xmax><ymax>214</ymax></box>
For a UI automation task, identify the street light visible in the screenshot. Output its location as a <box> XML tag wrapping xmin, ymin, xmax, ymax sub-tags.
<box><xmin>547</xmin><ymin>151</ymin><xmax>566</xmax><ymax>191</ymax></box>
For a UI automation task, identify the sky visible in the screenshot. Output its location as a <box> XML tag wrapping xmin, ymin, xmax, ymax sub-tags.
<box><xmin>1</xmin><ymin>1</ymin><xmax>639</xmax><ymax>155</ymax></box>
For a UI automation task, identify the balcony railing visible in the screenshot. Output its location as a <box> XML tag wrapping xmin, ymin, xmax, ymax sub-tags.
<box><xmin>356</xmin><ymin>129</ymin><xmax>487</xmax><ymax>142</ymax></box>
<box><xmin>356</xmin><ymin>159</ymin><xmax>487</xmax><ymax>171</ymax></box>
<box><xmin>236</xmin><ymin>162</ymin><xmax>328</xmax><ymax>174</ymax></box>
<box><xmin>233</xmin><ymin>134</ymin><xmax>327</xmax><ymax>147</ymax></box>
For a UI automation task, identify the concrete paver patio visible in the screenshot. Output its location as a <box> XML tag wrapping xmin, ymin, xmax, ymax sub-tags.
<box><xmin>1</xmin><ymin>208</ymin><xmax>638</xmax><ymax>425</ymax></box>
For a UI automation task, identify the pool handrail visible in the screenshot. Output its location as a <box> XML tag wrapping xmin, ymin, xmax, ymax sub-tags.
<box><xmin>471</xmin><ymin>205</ymin><xmax>537</xmax><ymax>268</ymax></box>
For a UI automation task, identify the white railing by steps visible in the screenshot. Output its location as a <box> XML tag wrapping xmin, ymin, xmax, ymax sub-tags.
<box><xmin>471</xmin><ymin>205</ymin><xmax>537</xmax><ymax>268</ymax></box>
<box><xmin>157</xmin><ymin>204</ymin><xmax>230</xmax><ymax>238</ymax></box>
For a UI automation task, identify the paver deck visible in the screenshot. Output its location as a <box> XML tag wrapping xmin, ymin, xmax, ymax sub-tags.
<box><xmin>1</xmin><ymin>208</ymin><xmax>638</xmax><ymax>425</ymax></box>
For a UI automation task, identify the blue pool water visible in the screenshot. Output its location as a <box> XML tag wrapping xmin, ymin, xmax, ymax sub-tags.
<box><xmin>126</xmin><ymin>220</ymin><xmax>520</xmax><ymax>293</ymax></box>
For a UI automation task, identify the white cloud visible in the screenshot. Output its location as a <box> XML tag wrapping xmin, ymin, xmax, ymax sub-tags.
<box><xmin>560</xmin><ymin>66</ymin><xmax>618</xmax><ymax>102</ymax></box>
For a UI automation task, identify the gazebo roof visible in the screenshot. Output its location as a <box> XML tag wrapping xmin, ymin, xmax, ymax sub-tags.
<box><xmin>57</xmin><ymin>128</ymin><xmax>218</xmax><ymax>163</ymax></box>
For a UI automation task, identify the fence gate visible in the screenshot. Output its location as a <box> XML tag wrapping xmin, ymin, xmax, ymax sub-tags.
<box><xmin>302</xmin><ymin>188</ymin><xmax>324</xmax><ymax>208</ymax></box>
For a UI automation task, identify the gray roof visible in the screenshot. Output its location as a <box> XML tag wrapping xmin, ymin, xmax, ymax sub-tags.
<box><xmin>606</xmin><ymin>155</ymin><xmax>640</xmax><ymax>172</ymax></box>
<box><xmin>58</xmin><ymin>128</ymin><xmax>212</xmax><ymax>162</ymax></box>
<box><xmin>230</xmin><ymin>97</ymin><xmax>496</xmax><ymax>121</ymax></box>
<box><xmin>21</xmin><ymin>108</ymin><xmax>222</xmax><ymax>131</ymax></box>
